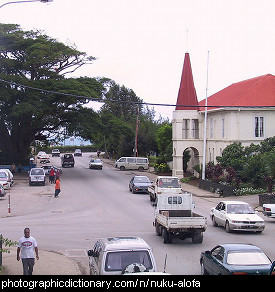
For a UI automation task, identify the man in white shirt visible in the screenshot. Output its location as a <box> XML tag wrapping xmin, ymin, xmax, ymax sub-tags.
<box><xmin>17</xmin><ymin>227</ymin><xmax>39</xmax><ymax>275</ymax></box>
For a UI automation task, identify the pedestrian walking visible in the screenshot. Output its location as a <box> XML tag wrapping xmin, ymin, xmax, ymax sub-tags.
<box><xmin>17</xmin><ymin>227</ymin><xmax>39</xmax><ymax>275</ymax></box>
<box><xmin>54</xmin><ymin>176</ymin><xmax>61</xmax><ymax>197</ymax></box>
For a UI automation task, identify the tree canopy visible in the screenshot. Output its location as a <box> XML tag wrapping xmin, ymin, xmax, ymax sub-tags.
<box><xmin>0</xmin><ymin>23</ymin><xmax>168</xmax><ymax>164</ymax></box>
<box><xmin>0</xmin><ymin>23</ymin><xmax>104</xmax><ymax>163</ymax></box>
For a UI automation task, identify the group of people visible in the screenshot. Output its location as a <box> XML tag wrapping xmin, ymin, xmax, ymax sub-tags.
<box><xmin>48</xmin><ymin>167</ymin><xmax>61</xmax><ymax>198</ymax></box>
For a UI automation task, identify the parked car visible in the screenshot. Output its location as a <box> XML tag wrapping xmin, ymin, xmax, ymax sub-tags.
<box><xmin>0</xmin><ymin>170</ymin><xmax>12</xmax><ymax>189</ymax></box>
<box><xmin>29</xmin><ymin>168</ymin><xmax>46</xmax><ymax>186</ymax></box>
<box><xmin>0</xmin><ymin>169</ymin><xmax>13</xmax><ymax>186</ymax></box>
<box><xmin>87</xmin><ymin>236</ymin><xmax>157</xmax><ymax>275</ymax></box>
<box><xmin>74</xmin><ymin>149</ymin><xmax>82</xmax><ymax>156</ymax></box>
<box><xmin>51</xmin><ymin>149</ymin><xmax>60</xmax><ymax>157</ymax></box>
<box><xmin>0</xmin><ymin>184</ymin><xmax>6</xmax><ymax>197</ymax></box>
<box><xmin>89</xmin><ymin>158</ymin><xmax>103</xmax><ymax>169</ymax></box>
<box><xmin>200</xmin><ymin>243</ymin><xmax>272</xmax><ymax>275</ymax></box>
<box><xmin>263</xmin><ymin>204</ymin><xmax>275</xmax><ymax>219</ymax></box>
<box><xmin>129</xmin><ymin>175</ymin><xmax>152</xmax><ymax>193</ymax></box>
<box><xmin>61</xmin><ymin>154</ymin><xmax>75</xmax><ymax>167</ymax></box>
<box><xmin>210</xmin><ymin>200</ymin><xmax>265</xmax><ymax>233</ymax></box>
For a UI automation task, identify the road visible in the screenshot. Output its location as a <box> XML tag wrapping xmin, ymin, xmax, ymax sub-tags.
<box><xmin>0</xmin><ymin>152</ymin><xmax>275</xmax><ymax>275</ymax></box>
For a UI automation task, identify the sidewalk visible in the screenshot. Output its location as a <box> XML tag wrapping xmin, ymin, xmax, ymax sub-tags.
<box><xmin>1</xmin><ymin>247</ymin><xmax>81</xmax><ymax>275</ymax></box>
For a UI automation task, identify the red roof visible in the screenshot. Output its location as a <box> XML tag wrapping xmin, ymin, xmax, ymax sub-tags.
<box><xmin>175</xmin><ymin>53</ymin><xmax>199</xmax><ymax>110</ymax></box>
<box><xmin>199</xmin><ymin>74</ymin><xmax>275</xmax><ymax>111</ymax></box>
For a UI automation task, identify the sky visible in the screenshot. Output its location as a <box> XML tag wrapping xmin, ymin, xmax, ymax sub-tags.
<box><xmin>1</xmin><ymin>0</ymin><xmax>275</xmax><ymax>120</ymax></box>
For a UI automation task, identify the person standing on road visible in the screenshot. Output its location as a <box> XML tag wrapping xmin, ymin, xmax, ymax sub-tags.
<box><xmin>54</xmin><ymin>176</ymin><xmax>61</xmax><ymax>197</ymax></box>
<box><xmin>17</xmin><ymin>227</ymin><xmax>39</xmax><ymax>275</ymax></box>
<box><xmin>49</xmin><ymin>168</ymin><xmax>55</xmax><ymax>184</ymax></box>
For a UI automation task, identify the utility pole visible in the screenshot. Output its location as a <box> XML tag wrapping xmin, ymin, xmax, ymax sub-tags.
<box><xmin>133</xmin><ymin>106</ymin><xmax>140</xmax><ymax>157</ymax></box>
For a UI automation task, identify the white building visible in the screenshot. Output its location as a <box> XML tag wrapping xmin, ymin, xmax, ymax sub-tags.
<box><xmin>172</xmin><ymin>53</ymin><xmax>275</xmax><ymax>178</ymax></box>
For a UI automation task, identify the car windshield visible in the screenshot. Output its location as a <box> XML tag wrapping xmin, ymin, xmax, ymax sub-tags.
<box><xmin>30</xmin><ymin>169</ymin><xmax>44</xmax><ymax>175</ymax></box>
<box><xmin>64</xmin><ymin>154</ymin><xmax>72</xmax><ymax>159</ymax></box>
<box><xmin>227</xmin><ymin>204</ymin><xmax>255</xmax><ymax>214</ymax></box>
<box><xmin>105</xmin><ymin>250</ymin><xmax>153</xmax><ymax>272</ymax></box>
<box><xmin>134</xmin><ymin>177</ymin><xmax>150</xmax><ymax>183</ymax></box>
<box><xmin>227</xmin><ymin>251</ymin><xmax>271</xmax><ymax>265</ymax></box>
<box><xmin>92</xmin><ymin>159</ymin><xmax>102</xmax><ymax>163</ymax></box>
<box><xmin>0</xmin><ymin>172</ymin><xmax>7</xmax><ymax>178</ymax></box>
<box><xmin>159</xmin><ymin>178</ymin><xmax>180</xmax><ymax>188</ymax></box>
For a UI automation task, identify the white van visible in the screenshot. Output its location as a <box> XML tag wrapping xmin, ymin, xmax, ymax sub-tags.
<box><xmin>87</xmin><ymin>236</ymin><xmax>157</xmax><ymax>275</ymax></box>
<box><xmin>115</xmin><ymin>157</ymin><xmax>149</xmax><ymax>171</ymax></box>
<box><xmin>29</xmin><ymin>167</ymin><xmax>46</xmax><ymax>186</ymax></box>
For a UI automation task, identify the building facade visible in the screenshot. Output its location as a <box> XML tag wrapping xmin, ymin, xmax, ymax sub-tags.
<box><xmin>172</xmin><ymin>53</ymin><xmax>275</xmax><ymax>178</ymax></box>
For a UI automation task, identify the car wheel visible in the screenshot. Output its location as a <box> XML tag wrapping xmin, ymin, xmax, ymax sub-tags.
<box><xmin>138</xmin><ymin>166</ymin><xmax>144</xmax><ymax>172</ymax></box>
<box><xmin>120</xmin><ymin>166</ymin><xmax>125</xmax><ymax>171</ymax></box>
<box><xmin>212</xmin><ymin>216</ymin><xmax>218</xmax><ymax>227</ymax></box>
<box><xmin>162</xmin><ymin>228</ymin><xmax>172</xmax><ymax>244</ymax></box>
<box><xmin>225</xmin><ymin>221</ymin><xmax>231</xmax><ymax>233</ymax></box>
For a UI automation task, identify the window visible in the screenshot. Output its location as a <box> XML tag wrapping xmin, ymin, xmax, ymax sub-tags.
<box><xmin>168</xmin><ymin>196</ymin><xmax>182</xmax><ymax>204</ymax></box>
<box><xmin>182</xmin><ymin>119</ymin><xmax>190</xmax><ymax>139</ymax></box>
<box><xmin>127</xmin><ymin>158</ymin><xmax>136</xmax><ymax>163</ymax></box>
<box><xmin>255</xmin><ymin>116</ymin><xmax>264</xmax><ymax>137</ymax></box>
<box><xmin>105</xmin><ymin>251</ymin><xmax>153</xmax><ymax>271</ymax></box>
<box><xmin>210</xmin><ymin>118</ymin><xmax>213</xmax><ymax>138</ymax></box>
<box><xmin>192</xmin><ymin>119</ymin><xmax>199</xmax><ymax>139</ymax></box>
<box><xmin>221</xmin><ymin>117</ymin><xmax>225</xmax><ymax>138</ymax></box>
<box><xmin>227</xmin><ymin>251</ymin><xmax>270</xmax><ymax>265</ymax></box>
<box><xmin>211</xmin><ymin>246</ymin><xmax>225</xmax><ymax>262</ymax></box>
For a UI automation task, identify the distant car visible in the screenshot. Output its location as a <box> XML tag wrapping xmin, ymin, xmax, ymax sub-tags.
<box><xmin>51</xmin><ymin>149</ymin><xmax>60</xmax><ymax>157</ymax></box>
<box><xmin>0</xmin><ymin>170</ymin><xmax>12</xmax><ymax>189</ymax></box>
<box><xmin>29</xmin><ymin>167</ymin><xmax>46</xmax><ymax>186</ymax></box>
<box><xmin>129</xmin><ymin>175</ymin><xmax>152</xmax><ymax>193</ymax></box>
<box><xmin>41</xmin><ymin>164</ymin><xmax>53</xmax><ymax>175</ymax></box>
<box><xmin>0</xmin><ymin>184</ymin><xmax>6</xmax><ymax>197</ymax></box>
<box><xmin>37</xmin><ymin>151</ymin><xmax>49</xmax><ymax>159</ymax></box>
<box><xmin>89</xmin><ymin>158</ymin><xmax>103</xmax><ymax>169</ymax></box>
<box><xmin>61</xmin><ymin>154</ymin><xmax>75</xmax><ymax>167</ymax></box>
<box><xmin>74</xmin><ymin>149</ymin><xmax>82</xmax><ymax>156</ymax></box>
<box><xmin>210</xmin><ymin>200</ymin><xmax>265</xmax><ymax>233</ymax></box>
<box><xmin>200</xmin><ymin>243</ymin><xmax>272</xmax><ymax>275</ymax></box>
<box><xmin>263</xmin><ymin>204</ymin><xmax>275</xmax><ymax>219</ymax></box>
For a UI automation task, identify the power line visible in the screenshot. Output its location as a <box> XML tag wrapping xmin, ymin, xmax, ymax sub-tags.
<box><xmin>0</xmin><ymin>78</ymin><xmax>274</xmax><ymax>108</ymax></box>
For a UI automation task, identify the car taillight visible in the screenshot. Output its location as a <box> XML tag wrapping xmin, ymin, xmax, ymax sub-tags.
<box><xmin>264</xmin><ymin>207</ymin><xmax>271</xmax><ymax>212</ymax></box>
<box><xmin>232</xmin><ymin>272</ymin><xmax>248</xmax><ymax>275</ymax></box>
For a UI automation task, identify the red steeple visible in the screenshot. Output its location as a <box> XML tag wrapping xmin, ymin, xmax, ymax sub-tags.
<box><xmin>175</xmin><ymin>53</ymin><xmax>199</xmax><ymax>110</ymax></box>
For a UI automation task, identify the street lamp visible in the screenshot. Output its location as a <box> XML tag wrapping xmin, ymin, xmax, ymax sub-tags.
<box><xmin>0</xmin><ymin>0</ymin><xmax>53</xmax><ymax>9</ymax></box>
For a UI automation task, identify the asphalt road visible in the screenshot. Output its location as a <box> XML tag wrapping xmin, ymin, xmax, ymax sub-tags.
<box><xmin>0</xmin><ymin>152</ymin><xmax>274</xmax><ymax>275</ymax></box>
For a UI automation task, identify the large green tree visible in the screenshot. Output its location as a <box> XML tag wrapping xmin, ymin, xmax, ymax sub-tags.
<box><xmin>0</xmin><ymin>24</ymin><xmax>104</xmax><ymax>163</ymax></box>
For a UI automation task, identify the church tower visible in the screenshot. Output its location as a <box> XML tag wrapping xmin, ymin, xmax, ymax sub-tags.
<box><xmin>172</xmin><ymin>53</ymin><xmax>202</xmax><ymax>178</ymax></box>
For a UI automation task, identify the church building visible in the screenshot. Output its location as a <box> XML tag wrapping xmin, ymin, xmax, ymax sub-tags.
<box><xmin>172</xmin><ymin>52</ymin><xmax>275</xmax><ymax>178</ymax></box>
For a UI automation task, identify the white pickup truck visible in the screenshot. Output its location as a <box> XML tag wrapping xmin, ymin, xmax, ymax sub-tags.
<box><xmin>153</xmin><ymin>192</ymin><xmax>207</xmax><ymax>244</ymax></box>
<box><xmin>148</xmin><ymin>176</ymin><xmax>183</xmax><ymax>202</ymax></box>
<box><xmin>263</xmin><ymin>204</ymin><xmax>275</xmax><ymax>219</ymax></box>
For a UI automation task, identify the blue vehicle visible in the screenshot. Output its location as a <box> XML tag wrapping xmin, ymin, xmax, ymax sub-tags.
<box><xmin>200</xmin><ymin>244</ymin><xmax>272</xmax><ymax>275</ymax></box>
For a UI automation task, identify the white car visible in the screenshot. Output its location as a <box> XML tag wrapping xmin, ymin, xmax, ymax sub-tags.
<box><xmin>210</xmin><ymin>200</ymin><xmax>265</xmax><ymax>233</ymax></box>
<box><xmin>263</xmin><ymin>204</ymin><xmax>275</xmax><ymax>219</ymax></box>
<box><xmin>0</xmin><ymin>169</ymin><xmax>13</xmax><ymax>189</ymax></box>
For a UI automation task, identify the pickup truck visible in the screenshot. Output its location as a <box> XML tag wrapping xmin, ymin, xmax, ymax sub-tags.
<box><xmin>148</xmin><ymin>176</ymin><xmax>183</xmax><ymax>202</ymax></box>
<box><xmin>153</xmin><ymin>192</ymin><xmax>207</xmax><ymax>244</ymax></box>
<box><xmin>263</xmin><ymin>204</ymin><xmax>275</xmax><ymax>219</ymax></box>
<box><xmin>61</xmin><ymin>153</ymin><xmax>75</xmax><ymax>167</ymax></box>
